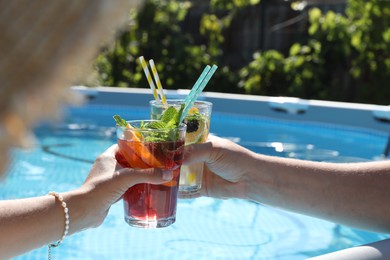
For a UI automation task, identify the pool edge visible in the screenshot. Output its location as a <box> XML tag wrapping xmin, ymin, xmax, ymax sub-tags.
<box><xmin>71</xmin><ymin>86</ymin><xmax>390</xmax><ymax>133</ymax></box>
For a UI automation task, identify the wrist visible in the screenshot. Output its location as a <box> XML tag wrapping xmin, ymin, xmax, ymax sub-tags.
<box><xmin>229</xmin><ymin>149</ymin><xmax>263</xmax><ymax>201</ymax></box>
<box><xmin>47</xmin><ymin>192</ymin><xmax>69</xmax><ymax>246</ymax></box>
<box><xmin>241</xmin><ymin>153</ymin><xmax>270</xmax><ymax>203</ymax></box>
<box><xmin>61</xmin><ymin>188</ymin><xmax>97</xmax><ymax>235</ymax></box>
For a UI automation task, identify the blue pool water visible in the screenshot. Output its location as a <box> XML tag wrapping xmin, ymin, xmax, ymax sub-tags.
<box><xmin>2</xmin><ymin>104</ymin><xmax>390</xmax><ymax>259</ymax></box>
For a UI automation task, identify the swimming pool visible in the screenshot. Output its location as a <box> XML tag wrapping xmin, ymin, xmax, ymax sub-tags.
<box><xmin>2</xmin><ymin>87</ymin><xmax>390</xmax><ymax>259</ymax></box>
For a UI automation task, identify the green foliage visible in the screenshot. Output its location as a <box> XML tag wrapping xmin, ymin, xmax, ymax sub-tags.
<box><xmin>92</xmin><ymin>0</ymin><xmax>389</xmax><ymax>104</ymax></box>
<box><xmin>92</xmin><ymin>0</ymin><xmax>258</xmax><ymax>93</ymax></box>
<box><xmin>240</xmin><ymin>0</ymin><xmax>390</xmax><ymax>104</ymax></box>
<box><xmin>95</xmin><ymin>0</ymin><xmax>198</xmax><ymax>89</ymax></box>
<box><xmin>211</xmin><ymin>0</ymin><xmax>260</xmax><ymax>10</ymax></box>
<box><xmin>240</xmin><ymin>40</ymin><xmax>327</xmax><ymax>99</ymax></box>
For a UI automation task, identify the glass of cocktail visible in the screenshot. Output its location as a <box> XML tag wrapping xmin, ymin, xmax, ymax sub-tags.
<box><xmin>115</xmin><ymin>115</ymin><xmax>186</xmax><ymax>228</ymax></box>
<box><xmin>150</xmin><ymin>99</ymin><xmax>212</xmax><ymax>196</ymax></box>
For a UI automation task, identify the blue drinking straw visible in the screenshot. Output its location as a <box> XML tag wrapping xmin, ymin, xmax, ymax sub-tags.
<box><xmin>183</xmin><ymin>65</ymin><xmax>211</xmax><ymax>107</ymax></box>
<box><xmin>180</xmin><ymin>64</ymin><xmax>218</xmax><ymax>123</ymax></box>
<box><xmin>190</xmin><ymin>64</ymin><xmax>218</xmax><ymax>102</ymax></box>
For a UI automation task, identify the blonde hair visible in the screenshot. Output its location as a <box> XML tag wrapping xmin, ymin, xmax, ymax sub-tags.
<box><xmin>0</xmin><ymin>0</ymin><xmax>142</xmax><ymax>176</ymax></box>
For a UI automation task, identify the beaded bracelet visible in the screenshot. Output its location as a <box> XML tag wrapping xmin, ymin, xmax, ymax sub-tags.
<box><xmin>47</xmin><ymin>191</ymin><xmax>70</xmax><ymax>260</ymax></box>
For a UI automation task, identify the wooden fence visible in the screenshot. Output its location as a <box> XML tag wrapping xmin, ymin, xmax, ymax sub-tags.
<box><xmin>185</xmin><ymin>0</ymin><xmax>346</xmax><ymax>69</ymax></box>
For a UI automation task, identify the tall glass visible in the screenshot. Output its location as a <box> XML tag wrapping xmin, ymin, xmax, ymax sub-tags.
<box><xmin>116</xmin><ymin>120</ymin><xmax>186</xmax><ymax>228</ymax></box>
<box><xmin>150</xmin><ymin>100</ymin><xmax>212</xmax><ymax>196</ymax></box>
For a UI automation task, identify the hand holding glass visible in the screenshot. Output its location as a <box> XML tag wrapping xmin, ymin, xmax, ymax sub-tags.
<box><xmin>150</xmin><ymin>100</ymin><xmax>212</xmax><ymax>196</ymax></box>
<box><xmin>116</xmin><ymin>120</ymin><xmax>186</xmax><ymax>228</ymax></box>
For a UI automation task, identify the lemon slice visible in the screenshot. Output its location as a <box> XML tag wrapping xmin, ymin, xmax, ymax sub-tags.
<box><xmin>185</xmin><ymin>108</ymin><xmax>207</xmax><ymax>144</ymax></box>
<box><xmin>186</xmin><ymin>120</ymin><xmax>205</xmax><ymax>144</ymax></box>
<box><xmin>186</xmin><ymin>172</ymin><xmax>197</xmax><ymax>185</ymax></box>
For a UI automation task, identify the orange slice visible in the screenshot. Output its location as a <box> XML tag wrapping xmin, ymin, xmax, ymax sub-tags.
<box><xmin>132</xmin><ymin>141</ymin><xmax>163</xmax><ymax>168</ymax></box>
<box><xmin>123</xmin><ymin>124</ymin><xmax>143</xmax><ymax>141</ymax></box>
<box><xmin>162</xmin><ymin>180</ymin><xmax>177</xmax><ymax>187</ymax></box>
<box><xmin>124</xmin><ymin>123</ymin><xmax>163</xmax><ymax>168</ymax></box>
<box><xmin>117</xmin><ymin>141</ymin><xmax>150</xmax><ymax>168</ymax></box>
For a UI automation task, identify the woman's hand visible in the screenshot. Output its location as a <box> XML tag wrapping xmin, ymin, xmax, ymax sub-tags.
<box><xmin>77</xmin><ymin>144</ymin><xmax>172</xmax><ymax>229</ymax></box>
<box><xmin>0</xmin><ymin>144</ymin><xmax>172</xmax><ymax>258</ymax></box>
<box><xmin>183</xmin><ymin>135</ymin><xmax>390</xmax><ymax>233</ymax></box>
<box><xmin>181</xmin><ymin>135</ymin><xmax>257</xmax><ymax>200</ymax></box>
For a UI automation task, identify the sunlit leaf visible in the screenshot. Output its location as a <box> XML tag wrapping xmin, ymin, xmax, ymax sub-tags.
<box><xmin>290</xmin><ymin>43</ymin><xmax>301</xmax><ymax>56</ymax></box>
<box><xmin>309</xmin><ymin>8</ymin><xmax>322</xmax><ymax>23</ymax></box>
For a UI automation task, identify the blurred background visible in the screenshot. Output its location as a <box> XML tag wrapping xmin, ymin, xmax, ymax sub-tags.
<box><xmin>81</xmin><ymin>0</ymin><xmax>390</xmax><ymax>105</ymax></box>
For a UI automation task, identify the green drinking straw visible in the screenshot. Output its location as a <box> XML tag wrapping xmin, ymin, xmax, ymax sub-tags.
<box><xmin>180</xmin><ymin>64</ymin><xmax>218</xmax><ymax>123</ymax></box>
<box><xmin>191</xmin><ymin>64</ymin><xmax>218</xmax><ymax>101</ymax></box>
<box><xmin>179</xmin><ymin>65</ymin><xmax>211</xmax><ymax>122</ymax></box>
<box><xmin>183</xmin><ymin>65</ymin><xmax>211</xmax><ymax>106</ymax></box>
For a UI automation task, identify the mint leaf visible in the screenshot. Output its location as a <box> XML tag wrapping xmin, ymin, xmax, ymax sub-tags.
<box><xmin>163</xmin><ymin>104</ymin><xmax>185</xmax><ymax>128</ymax></box>
<box><xmin>114</xmin><ymin>104</ymin><xmax>185</xmax><ymax>142</ymax></box>
<box><xmin>113</xmin><ymin>115</ymin><xmax>128</xmax><ymax>127</ymax></box>
<box><xmin>176</xmin><ymin>104</ymin><xmax>185</xmax><ymax>124</ymax></box>
<box><xmin>147</xmin><ymin>121</ymin><xmax>167</xmax><ymax>129</ymax></box>
<box><xmin>160</xmin><ymin>106</ymin><xmax>177</xmax><ymax>124</ymax></box>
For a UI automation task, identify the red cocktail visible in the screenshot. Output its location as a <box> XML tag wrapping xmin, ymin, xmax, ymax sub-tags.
<box><xmin>115</xmin><ymin>119</ymin><xmax>186</xmax><ymax>228</ymax></box>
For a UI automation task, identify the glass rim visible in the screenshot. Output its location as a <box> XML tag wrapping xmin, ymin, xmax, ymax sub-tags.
<box><xmin>116</xmin><ymin>119</ymin><xmax>187</xmax><ymax>133</ymax></box>
<box><xmin>149</xmin><ymin>99</ymin><xmax>213</xmax><ymax>109</ymax></box>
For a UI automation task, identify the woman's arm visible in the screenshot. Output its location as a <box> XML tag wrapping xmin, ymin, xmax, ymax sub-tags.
<box><xmin>184</xmin><ymin>135</ymin><xmax>390</xmax><ymax>233</ymax></box>
<box><xmin>246</xmin><ymin>153</ymin><xmax>390</xmax><ymax>233</ymax></box>
<box><xmin>0</xmin><ymin>189</ymin><xmax>88</xmax><ymax>258</ymax></box>
<box><xmin>0</xmin><ymin>145</ymin><xmax>171</xmax><ymax>259</ymax></box>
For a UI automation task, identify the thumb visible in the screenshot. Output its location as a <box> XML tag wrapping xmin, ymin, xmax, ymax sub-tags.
<box><xmin>183</xmin><ymin>141</ymin><xmax>213</xmax><ymax>165</ymax></box>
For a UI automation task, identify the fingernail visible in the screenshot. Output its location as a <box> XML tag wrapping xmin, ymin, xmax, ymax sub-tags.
<box><xmin>162</xmin><ymin>170</ymin><xmax>173</xmax><ymax>181</ymax></box>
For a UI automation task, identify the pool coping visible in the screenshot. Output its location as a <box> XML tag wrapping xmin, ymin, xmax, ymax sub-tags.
<box><xmin>71</xmin><ymin>86</ymin><xmax>390</xmax><ymax>134</ymax></box>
